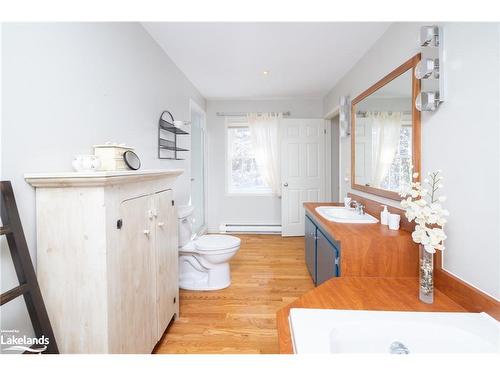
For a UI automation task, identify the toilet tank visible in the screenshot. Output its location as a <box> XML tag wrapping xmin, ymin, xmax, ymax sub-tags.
<box><xmin>178</xmin><ymin>205</ymin><xmax>195</xmax><ymax>247</ymax></box>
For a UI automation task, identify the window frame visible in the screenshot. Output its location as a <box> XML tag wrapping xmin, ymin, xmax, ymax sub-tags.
<box><xmin>225</xmin><ymin>119</ymin><xmax>273</xmax><ymax>197</ymax></box>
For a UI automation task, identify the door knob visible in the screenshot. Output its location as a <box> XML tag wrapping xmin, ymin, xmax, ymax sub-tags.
<box><xmin>283</xmin><ymin>182</ymin><xmax>288</xmax><ymax>187</ymax></box>
<box><xmin>143</xmin><ymin>229</ymin><xmax>151</xmax><ymax>236</ymax></box>
<box><xmin>157</xmin><ymin>222</ymin><xmax>165</xmax><ymax>227</ymax></box>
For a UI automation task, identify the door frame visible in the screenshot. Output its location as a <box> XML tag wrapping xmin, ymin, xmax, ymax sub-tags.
<box><xmin>189</xmin><ymin>99</ymin><xmax>208</xmax><ymax>235</ymax></box>
<box><xmin>324</xmin><ymin>106</ymin><xmax>341</xmax><ymax>202</ymax></box>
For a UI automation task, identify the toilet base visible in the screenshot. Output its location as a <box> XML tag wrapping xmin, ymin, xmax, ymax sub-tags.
<box><xmin>179</xmin><ymin>255</ymin><xmax>231</xmax><ymax>291</ymax></box>
<box><xmin>179</xmin><ymin>279</ymin><xmax>231</xmax><ymax>291</ymax></box>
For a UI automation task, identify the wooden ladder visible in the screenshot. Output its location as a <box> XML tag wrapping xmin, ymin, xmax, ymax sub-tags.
<box><xmin>0</xmin><ymin>181</ymin><xmax>58</xmax><ymax>354</ymax></box>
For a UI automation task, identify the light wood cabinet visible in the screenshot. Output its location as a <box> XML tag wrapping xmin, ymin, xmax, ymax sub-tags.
<box><xmin>25</xmin><ymin>170</ymin><xmax>182</xmax><ymax>353</ymax></box>
<box><xmin>153</xmin><ymin>190</ymin><xmax>179</xmax><ymax>341</ymax></box>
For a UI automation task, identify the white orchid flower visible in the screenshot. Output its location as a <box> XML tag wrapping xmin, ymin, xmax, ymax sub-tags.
<box><xmin>401</xmin><ymin>170</ymin><xmax>447</xmax><ymax>254</ymax></box>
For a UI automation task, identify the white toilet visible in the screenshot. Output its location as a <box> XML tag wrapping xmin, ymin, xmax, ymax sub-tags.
<box><xmin>178</xmin><ymin>206</ymin><xmax>241</xmax><ymax>291</ymax></box>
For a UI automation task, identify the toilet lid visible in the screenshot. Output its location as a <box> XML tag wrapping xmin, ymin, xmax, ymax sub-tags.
<box><xmin>194</xmin><ymin>235</ymin><xmax>241</xmax><ymax>251</ymax></box>
<box><xmin>178</xmin><ymin>205</ymin><xmax>194</xmax><ymax>219</ymax></box>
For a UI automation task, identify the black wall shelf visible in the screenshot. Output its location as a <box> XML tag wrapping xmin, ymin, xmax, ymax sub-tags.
<box><xmin>158</xmin><ymin>110</ymin><xmax>189</xmax><ymax>160</ymax></box>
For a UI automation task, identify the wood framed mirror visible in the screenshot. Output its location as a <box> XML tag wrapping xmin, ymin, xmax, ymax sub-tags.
<box><xmin>351</xmin><ymin>54</ymin><xmax>421</xmax><ymax>201</ymax></box>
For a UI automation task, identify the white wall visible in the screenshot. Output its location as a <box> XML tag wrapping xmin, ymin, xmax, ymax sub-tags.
<box><xmin>330</xmin><ymin>115</ymin><xmax>340</xmax><ymax>201</ymax></box>
<box><xmin>1</xmin><ymin>23</ymin><xmax>205</xmax><ymax>340</ymax></box>
<box><xmin>0</xmin><ymin>24</ymin><xmax>2</xmax><ymax>181</ymax></box>
<box><xmin>324</xmin><ymin>22</ymin><xmax>500</xmax><ymax>299</ymax></box>
<box><xmin>206</xmin><ymin>98</ymin><xmax>323</xmax><ymax>232</ymax></box>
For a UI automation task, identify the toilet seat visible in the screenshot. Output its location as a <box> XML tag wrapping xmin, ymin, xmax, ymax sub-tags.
<box><xmin>194</xmin><ymin>235</ymin><xmax>241</xmax><ymax>252</ymax></box>
<box><xmin>180</xmin><ymin>235</ymin><xmax>241</xmax><ymax>256</ymax></box>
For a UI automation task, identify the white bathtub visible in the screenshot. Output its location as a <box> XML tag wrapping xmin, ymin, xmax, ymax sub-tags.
<box><xmin>289</xmin><ymin>308</ymin><xmax>500</xmax><ymax>353</ymax></box>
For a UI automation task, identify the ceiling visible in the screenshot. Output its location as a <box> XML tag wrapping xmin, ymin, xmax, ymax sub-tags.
<box><xmin>142</xmin><ymin>22</ymin><xmax>391</xmax><ymax>99</ymax></box>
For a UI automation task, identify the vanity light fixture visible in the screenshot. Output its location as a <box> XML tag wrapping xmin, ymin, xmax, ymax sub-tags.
<box><xmin>415</xmin><ymin>25</ymin><xmax>445</xmax><ymax>112</ymax></box>
<box><xmin>419</xmin><ymin>25</ymin><xmax>440</xmax><ymax>47</ymax></box>
<box><xmin>416</xmin><ymin>91</ymin><xmax>439</xmax><ymax>112</ymax></box>
<box><xmin>415</xmin><ymin>58</ymin><xmax>439</xmax><ymax>80</ymax></box>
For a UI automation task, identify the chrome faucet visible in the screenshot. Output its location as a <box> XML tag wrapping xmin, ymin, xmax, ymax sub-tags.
<box><xmin>389</xmin><ymin>341</ymin><xmax>410</xmax><ymax>354</ymax></box>
<box><xmin>349</xmin><ymin>200</ymin><xmax>365</xmax><ymax>215</ymax></box>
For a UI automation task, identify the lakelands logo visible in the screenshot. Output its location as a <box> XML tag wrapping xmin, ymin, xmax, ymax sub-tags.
<box><xmin>1</xmin><ymin>329</ymin><xmax>49</xmax><ymax>353</ymax></box>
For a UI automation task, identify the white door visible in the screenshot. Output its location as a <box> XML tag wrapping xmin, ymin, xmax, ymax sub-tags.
<box><xmin>354</xmin><ymin>117</ymin><xmax>372</xmax><ymax>186</ymax></box>
<box><xmin>281</xmin><ymin>119</ymin><xmax>326</xmax><ymax>236</ymax></box>
<box><xmin>118</xmin><ymin>194</ymin><xmax>156</xmax><ymax>353</ymax></box>
<box><xmin>190</xmin><ymin>101</ymin><xmax>207</xmax><ymax>233</ymax></box>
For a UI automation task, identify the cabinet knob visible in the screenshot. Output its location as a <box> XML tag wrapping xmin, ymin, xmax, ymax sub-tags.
<box><xmin>143</xmin><ymin>229</ymin><xmax>151</xmax><ymax>236</ymax></box>
<box><xmin>283</xmin><ymin>182</ymin><xmax>288</xmax><ymax>187</ymax></box>
<box><xmin>157</xmin><ymin>222</ymin><xmax>165</xmax><ymax>227</ymax></box>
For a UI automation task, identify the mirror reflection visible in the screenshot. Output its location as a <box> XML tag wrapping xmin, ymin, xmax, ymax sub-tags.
<box><xmin>353</xmin><ymin>69</ymin><xmax>413</xmax><ymax>193</ymax></box>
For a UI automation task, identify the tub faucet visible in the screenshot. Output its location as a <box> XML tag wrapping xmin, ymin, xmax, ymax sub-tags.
<box><xmin>389</xmin><ymin>341</ymin><xmax>410</xmax><ymax>354</ymax></box>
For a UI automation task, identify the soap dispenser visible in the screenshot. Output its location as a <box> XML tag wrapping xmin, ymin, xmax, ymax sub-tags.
<box><xmin>380</xmin><ymin>205</ymin><xmax>389</xmax><ymax>225</ymax></box>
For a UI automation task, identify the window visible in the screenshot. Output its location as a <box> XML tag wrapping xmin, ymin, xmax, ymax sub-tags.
<box><xmin>226</xmin><ymin>124</ymin><xmax>271</xmax><ymax>195</ymax></box>
<box><xmin>380</xmin><ymin>126</ymin><xmax>412</xmax><ymax>191</ymax></box>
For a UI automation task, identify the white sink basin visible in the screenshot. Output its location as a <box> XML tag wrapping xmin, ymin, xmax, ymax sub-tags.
<box><xmin>315</xmin><ymin>206</ymin><xmax>378</xmax><ymax>224</ymax></box>
<box><xmin>289</xmin><ymin>308</ymin><xmax>500</xmax><ymax>353</ymax></box>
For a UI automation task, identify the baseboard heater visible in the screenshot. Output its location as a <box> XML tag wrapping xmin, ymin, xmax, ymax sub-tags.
<box><xmin>219</xmin><ymin>224</ymin><xmax>282</xmax><ymax>234</ymax></box>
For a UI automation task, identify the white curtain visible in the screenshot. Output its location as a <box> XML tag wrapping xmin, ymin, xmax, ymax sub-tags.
<box><xmin>247</xmin><ymin>113</ymin><xmax>282</xmax><ymax>196</ymax></box>
<box><xmin>369</xmin><ymin>111</ymin><xmax>403</xmax><ymax>186</ymax></box>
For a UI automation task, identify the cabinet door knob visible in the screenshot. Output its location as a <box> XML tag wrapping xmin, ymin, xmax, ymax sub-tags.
<box><xmin>143</xmin><ymin>229</ymin><xmax>151</xmax><ymax>236</ymax></box>
<box><xmin>157</xmin><ymin>222</ymin><xmax>165</xmax><ymax>227</ymax></box>
<box><xmin>283</xmin><ymin>182</ymin><xmax>288</xmax><ymax>187</ymax></box>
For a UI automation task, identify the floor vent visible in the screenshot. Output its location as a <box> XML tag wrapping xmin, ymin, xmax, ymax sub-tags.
<box><xmin>219</xmin><ymin>224</ymin><xmax>282</xmax><ymax>234</ymax></box>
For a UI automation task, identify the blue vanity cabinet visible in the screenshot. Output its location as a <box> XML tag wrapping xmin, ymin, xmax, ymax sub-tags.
<box><xmin>304</xmin><ymin>215</ymin><xmax>317</xmax><ymax>283</ymax></box>
<box><xmin>304</xmin><ymin>214</ymin><xmax>340</xmax><ymax>286</ymax></box>
<box><xmin>316</xmin><ymin>229</ymin><xmax>340</xmax><ymax>285</ymax></box>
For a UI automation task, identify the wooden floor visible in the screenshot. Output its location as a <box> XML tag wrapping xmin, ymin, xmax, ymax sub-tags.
<box><xmin>154</xmin><ymin>234</ymin><xmax>314</xmax><ymax>354</ymax></box>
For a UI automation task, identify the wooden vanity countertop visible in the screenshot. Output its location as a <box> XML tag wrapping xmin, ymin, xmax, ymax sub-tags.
<box><xmin>276</xmin><ymin>277</ymin><xmax>466</xmax><ymax>354</ymax></box>
<box><xmin>304</xmin><ymin>202</ymin><xmax>419</xmax><ymax>277</ymax></box>
<box><xmin>304</xmin><ymin>202</ymin><xmax>412</xmax><ymax>241</ymax></box>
